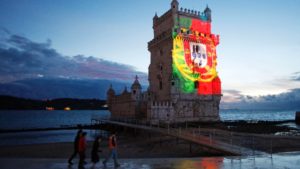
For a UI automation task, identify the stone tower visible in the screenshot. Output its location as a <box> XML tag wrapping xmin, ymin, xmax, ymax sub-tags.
<box><xmin>107</xmin><ymin>0</ymin><xmax>222</xmax><ymax>123</ymax></box>
<box><xmin>148</xmin><ymin>0</ymin><xmax>222</xmax><ymax>122</ymax></box>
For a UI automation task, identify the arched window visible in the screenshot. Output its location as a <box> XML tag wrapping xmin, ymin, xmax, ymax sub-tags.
<box><xmin>159</xmin><ymin>80</ymin><xmax>163</xmax><ymax>90</ymax></box>
<box><xmin>171</xmin><ymin>81</ymin><xmax>175</xmax><ymax>86</ymax></box>
<box><xmin>160</xmin><ymin>49</ymin><xmax>163</xmax><ymax>56</ymax></box>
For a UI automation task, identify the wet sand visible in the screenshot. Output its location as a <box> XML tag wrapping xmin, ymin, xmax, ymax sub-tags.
<box><xmin>1</xmin><ymin>152</ymin><xmax>300</xmax><ymax>169</ymax></box>
<box><xmin>0</xmin><ymin>133</ymin><xmax>221</xmax><ymax>159</ymax></box>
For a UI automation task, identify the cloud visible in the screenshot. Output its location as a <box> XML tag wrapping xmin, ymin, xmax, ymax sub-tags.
<box><xmin>0</xmin><ymin>31</ymin><xmax>147</xmax><ymax>84</ymax></box>
<box><xmin>291</xmin><ymin>72</ymin><xmax>300</xmax><ymax>81</ymax></box>
<box><xmin>221</xmin><ymin>88</ymin><xmax>300</xmax><ymax>109</ymax></box>
<box><xmin>0</xmin><ymin>27</ymin><xmax>10</xmax><ymax>39</ymax></box>
<box><xmin>257</xmin><ymin>88</ymin><xmax>300</xmax><ymax>103</ymax></box>
<box><xmin>221</xmin><ymin>90</ymin><xmax>244</xmax><ymax>103</ymax></box>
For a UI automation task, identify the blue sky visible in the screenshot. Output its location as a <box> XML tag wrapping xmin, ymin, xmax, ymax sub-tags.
<box><xmin>0</xmin><ymin>0</ymin><xmax>300</xmax><ymax>101</ymax></box>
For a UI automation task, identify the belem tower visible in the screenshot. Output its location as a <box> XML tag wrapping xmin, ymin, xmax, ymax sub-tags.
<box><xmin>107</xmin><ymin>0</ymin><xmax>222</xmax><ymax>124</ymax></box>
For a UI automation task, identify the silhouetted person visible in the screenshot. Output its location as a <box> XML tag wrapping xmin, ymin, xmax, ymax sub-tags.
<box><xmin>103</xmin><ymin>131</ymin><xmax>120</xmax><ymax>168</ymax></box>
<box><xmin>68</xmin><ymin>128</ymin><xmax>82</xmax><ymax>165</ymax></box>
<box><xmin>78</xmin><ymin>132</ymin><xmax>87</xmax><ymax>168</ymax></box>
<box><xmin>91</xmin><ymin>136</ymin><xmax>102</xmax><ymax>168</ymax></box>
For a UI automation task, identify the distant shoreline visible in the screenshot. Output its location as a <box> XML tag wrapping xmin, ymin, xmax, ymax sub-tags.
<box><xmin>0</xmin><ymin>95</ymin><xmax>108</xmax><ymax>110</ymax></box>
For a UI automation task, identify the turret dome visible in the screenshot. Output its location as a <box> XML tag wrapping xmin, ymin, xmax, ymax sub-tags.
<box><xmin>107</xmin><ymin>84</ymin><xmax>115</xmax><ymax>95</ymax></box>
<box><xmin>131</xmin><ymin>75</ymin><xmax>142</xmax><ymax>90</ymax></box>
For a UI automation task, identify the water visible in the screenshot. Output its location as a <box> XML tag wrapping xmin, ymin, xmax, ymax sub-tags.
<box><xmin>0</xmin><ymin>110</ymin><xmax>110</xmax><ymax>146</ymax></box>
<box><xmin>0</xmin><ymin>109</ymin><xmax>297</xmax><ymax>130</ymax></box>
<box><xmin>220</xmin><ymin>109</ymin><xmax>297</xmax><ymax>121</ymax></box>
<box><xmin>0</xmin><ymin>109</ymin><xmax>298</xmax><ymax>146</ymax></box>
<box><xmin>0</xmin><ymin>110</ymin><xmax>110</xmax><ymax>130</ymax></box>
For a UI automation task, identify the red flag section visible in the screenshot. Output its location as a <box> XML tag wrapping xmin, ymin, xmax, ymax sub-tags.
<box><xmin>190</xmin><ymin>19</ymin><xmax>211</xmax><ymax>34</ymax></box>
<box><xmin>174</xmin><ymin>17</ymin><xmax>221</xmax><ymax>95</ymax></box>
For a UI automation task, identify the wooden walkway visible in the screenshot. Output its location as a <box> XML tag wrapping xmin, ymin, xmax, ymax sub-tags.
<box><xmin>91</xmin><ymin>117</ymin><xmax>265</xmax><ymax>156</ymax></box>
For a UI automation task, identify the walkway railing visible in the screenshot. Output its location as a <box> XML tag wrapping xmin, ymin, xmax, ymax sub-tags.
<box><xmin>91</xmin><ymin>116</ymin><xmax>273</xmax><ymax>156</ymax></box>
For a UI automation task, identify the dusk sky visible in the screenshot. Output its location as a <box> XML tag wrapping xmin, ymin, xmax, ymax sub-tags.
<box><xmin>0</xmin><ymin>0</ymin><xmax>300</xmax><ymax>104</ymax></box>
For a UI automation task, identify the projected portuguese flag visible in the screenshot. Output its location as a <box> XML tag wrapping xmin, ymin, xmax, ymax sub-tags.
<box><xmin>172</xmin><ymin>17</ymin><xmax>221</xmax><ymax>95</ymax></box>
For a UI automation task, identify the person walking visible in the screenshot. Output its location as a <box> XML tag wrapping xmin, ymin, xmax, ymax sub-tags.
<box><xmin>68</xmin><ymin>128</ymin><xmax>82</xmax><ymax>165</ymax></box>
<box><xmin>78</xmin><ymin>132</ymin><xmax>87</xmax><ymax>168</ymax></box>
<box><xmin>91</xmin><ymin>136</ymin><xmax>102</xmax><ymax>168</ymax></box>
<box><xmin>103</xmin><ymin>131</ymin><xmax>120</xmax><ymax>168</ymax></box>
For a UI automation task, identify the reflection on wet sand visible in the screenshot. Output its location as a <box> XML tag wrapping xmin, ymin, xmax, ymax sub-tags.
<box><xmin>1</xmin><ymin>152</ymin><xmax>300</xmax><ymax>169</ymax></box>
<box><xmin>175</xmin><ymin>157</ymin><xmax>224</xmax><ymax>169</ymax></box>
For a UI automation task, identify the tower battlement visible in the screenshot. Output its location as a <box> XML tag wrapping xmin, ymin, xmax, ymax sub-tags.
<box><xmin>178</xmin><ymin>7</ymin><xmax>210</xmax><ymax>21</ymax></box>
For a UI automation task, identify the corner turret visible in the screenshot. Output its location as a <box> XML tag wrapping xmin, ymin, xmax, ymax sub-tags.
<box><xmin>153</xmin><ymin>12</ymin><xmax>158</xmax><ymax>20</ymax></box>
<box><xmin>204</xmin><ymin>5</ymin><xmax>212</xmax><ymax>22</ymax></box>
<box><xmin>106</xmin><ymin>84</ymin><xmax>115</xmax><ymax>110</ymax></box>
<box><xmin>131</xmin><ymin>75</ymin><xmax>142</xmax><ymax>100</ymax></box>
<box><xmin>153</xmin><ymin>12</ymin><xmax>159</xmax><ymax>25</ymax></box>
<box><xmin>171</xmin><ymin>0</ymin><xmax>179</xmax><ymax>12</ymax></box>
<box><xmin>107</xmin><ymin>84</ymin><xmax>115</xmax><ymax>96</ymax></box>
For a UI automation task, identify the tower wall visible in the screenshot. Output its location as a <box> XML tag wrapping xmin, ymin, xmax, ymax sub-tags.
<box><xmin>148</xmin><ymin>1</ymin><xmax>222</xmax><ymax>123</ymax></box>
<box><xmin>148</xmin><ymin>10</ymin><xmax>174</xmax><ymax>102</ymax></box>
